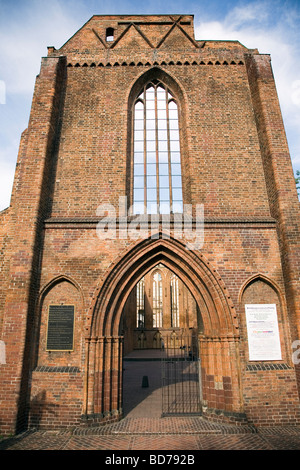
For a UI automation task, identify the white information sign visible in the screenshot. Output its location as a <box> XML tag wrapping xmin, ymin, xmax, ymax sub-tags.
<box><xmin>245</xmin><ymin>304</ymin><xmax>282</xmax><ymax>361</ymax></box>
<box><xmin>0</xmin><ymin>340</ymin><xmax>6</xmax><ymax>364</ymax></box>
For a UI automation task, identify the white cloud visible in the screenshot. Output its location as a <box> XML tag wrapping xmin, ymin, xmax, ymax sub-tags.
<box><xmin>0</xmin><ymin>0</ymin><xmax>299</xmax><ymax>211</ymax></box>
<box><xmin>292</xmin><ymin>80</ymin><xmax>300</xmax><ymax>106</ymax></box>
<box><xmin>0</xmin><ymin>0</ymin><xmax>84</xmax><ymax>211</ymax></box>
<box><xmin>195</xmin><ymin>0</ymin><xmax>300</xmax><ymax>174</ymax></box>
<box><xmin>0</xmin><ymin>149</ymin><xmax>16</xmax><ymax>210</ymax></box>
<box><xmin>0</xmin><ymin>0</ymin><xmax>82</xmax><ymax>95</ymax></box>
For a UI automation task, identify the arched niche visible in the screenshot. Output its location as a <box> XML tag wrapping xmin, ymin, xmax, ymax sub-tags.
<box><xmin>90</xmin><ymin>236</ymin><xmax>237</xmax><ymax>338</ymax></box>
<box><xmin>34</xmin><ymin>276</ymin><xmax>84</xmax><ymax>368</ymax></box>
<box><xmin>125</xmin><ymin>67</ymin><xmax>192</xmax><ymax>211</ymax></box>
<box><xmin>239</xmin><ymin>274</ymin><xmax>289</xmax><ymax>364</ymax></box>
<box><xmin>83</xmin><ymin>237</ymin><xmax>243</xmax><ymax>422</ymax></box>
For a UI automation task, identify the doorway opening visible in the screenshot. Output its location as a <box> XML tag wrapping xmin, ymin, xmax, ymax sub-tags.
<box><xmin>120</xmin><ymin>263</ymin><xmax>202</xmax><ymax>418</ymax></box>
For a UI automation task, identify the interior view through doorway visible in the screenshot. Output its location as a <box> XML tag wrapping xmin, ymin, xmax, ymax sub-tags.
<box><xmin>120</xmin><ymin>263</ymin><xmax>202</xmax><ymax>418</ymax></box>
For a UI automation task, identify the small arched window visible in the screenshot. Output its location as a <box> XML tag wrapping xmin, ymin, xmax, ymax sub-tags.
<box><xmin>153</xmin><ymin>270</ymin><xmax>163</xmax><ymax>327</ymax></box>
<box><xmin>136</xmin><ymin>277</ymin><xmax>145</xmax><ymax>328</ymax></box>
<box><xmin>106</xmin><ymin>27</ymin><xmax>114</xmax><ymax>42</ymax></box>
<box><xmin>133</xmin><ymin>80</ymin><xmax>183</xmax><ymax>215</ymax></box>
<box><xmin>170</xmin><ymin>273</ymin><xmax>180</xmax><ymax>328</ymax></box>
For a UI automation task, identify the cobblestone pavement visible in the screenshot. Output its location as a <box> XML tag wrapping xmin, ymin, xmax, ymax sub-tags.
<box><xmin>1</xmin><ymin>417</ymin><xmax>300</xmax><ymax>451</ymax></box>
<box><xmin>2</xmin><ymin>357</ymin><xmax>300</xmax><ymax>452</ymax></box>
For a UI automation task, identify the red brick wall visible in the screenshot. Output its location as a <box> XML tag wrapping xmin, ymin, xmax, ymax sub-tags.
<box><xmin>1</xmin><ymin>15</ymin><xmax>300</xmax><ymax>433</ymax></box>
<box><xmin>240</xmin><ymin>279</ymin><xmax>300</xmax><ymax>425</ymax></box>
<box><xmin>245</xmin><ymin>53</ymin><xmax>300</xmax><ymax>342</ymax></box>
<box><xmin>0</xmin><ymin>55</ymin><xmax>67</xmax><ymax>434</ymax></box>
<box><xmin>50</xmin><ymin>57</ymin><xmax>271</xmax><ymax>219</ymax></box>
<box><xmin>0</xmin><ymin>208</ymin><xmax>10</xmax><ymax>332</ymax></box>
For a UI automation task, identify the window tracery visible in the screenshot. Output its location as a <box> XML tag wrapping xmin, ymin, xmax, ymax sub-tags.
<box><xmin>133</xmin><ymin>81</ymin><xmax>183</xmax><ymax>214</ymax></box>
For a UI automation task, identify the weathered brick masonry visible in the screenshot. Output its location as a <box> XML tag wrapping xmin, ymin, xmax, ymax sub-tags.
<box><xmin>1</xmin><ymin>14</ymin><xmax>300</xmax><ymax>434</ymax></box>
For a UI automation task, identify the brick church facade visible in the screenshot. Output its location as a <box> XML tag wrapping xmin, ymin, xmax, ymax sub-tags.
<box><xmin>1</xmin><ymin>14</ymin><xmax>300</xmax><ymax>435</ymax></box>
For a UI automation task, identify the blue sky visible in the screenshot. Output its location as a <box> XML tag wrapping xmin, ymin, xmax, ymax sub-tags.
<box><xmin>0</xmin><ymin>0</ymin><xmax>300</xmax><ymax>210</ymax></box>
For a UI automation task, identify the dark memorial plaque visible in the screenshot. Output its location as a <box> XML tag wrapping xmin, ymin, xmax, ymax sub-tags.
<box><xmin>46</xmin><ymin>305</ymin><xmax>74</xmax><ymax>351</ymax></box>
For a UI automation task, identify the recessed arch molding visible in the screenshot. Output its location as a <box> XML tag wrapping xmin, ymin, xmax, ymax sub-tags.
<box><xmin>82</xmin><ymin>236</ymin><xmax>244</xmax><ymax>424</ymax></box>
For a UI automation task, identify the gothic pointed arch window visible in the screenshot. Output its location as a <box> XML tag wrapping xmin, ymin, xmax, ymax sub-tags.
<box><xmin>133</xmin><ymin>80</ymin><xmax>183</xmax><ymax>215</ymax></box>
<box><xmin>106</xmin><ymin>27</ymin><xmax>114</xmax><ymax>42</ymax></box>
<box><xmin>170</xmin><ymin>272</ymin><xmax>180</xmax><ymax>328</ymax></box>
<box><xmin>136</xmin><ymin>276</ymin><xmax>145</xmax><ymax>328</ymax></box>
<box><xmin>152</xmin><ymin>270</ymin><xmax>163</xmax><ymax>327</ymax></box>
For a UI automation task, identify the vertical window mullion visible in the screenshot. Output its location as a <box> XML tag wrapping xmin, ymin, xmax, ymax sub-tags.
<box><xmin>136</xmin><ymin>277</ymin><xmax>145</xmax><ymax>327</ymax></box>
<box><xmin>143</xmin><ymin>86</ymin><xmax>147</xmax><ymax>214</ymax></box>
<box><xmin>166</xmin><ymin>92</ymin><xmax>173</xmax><ymax>213</ymax></box>
<box><xmin>159</xmin><ymin>275</ymin><xmax>162</xmax><ymax>327</ymax></box>
<box><xmin>132</xmin><ymin>104</ymin><xmax>135</xmax><ymax>213</ymax></box>
<box><xmin>155</xmin><ymin>86</ymin><xmax>159</xmax><ymax>213</ymax></box>
<box><xmin>133</xmin><ymin>81</ymin><xmax>183</xmax><ymax>215</ymax></box>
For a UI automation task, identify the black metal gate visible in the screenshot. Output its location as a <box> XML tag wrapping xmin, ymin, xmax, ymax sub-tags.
<box><xmin>161</xmin><ymin>333</ymin><xmax>202</xmax><ymax>416</ymax></box>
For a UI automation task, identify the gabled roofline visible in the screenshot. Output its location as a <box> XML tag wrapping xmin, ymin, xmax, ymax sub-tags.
<box><xmin>197</xmin><ymin>39</ymin><xmax>249</xmax><ymax>49</ymax></box>
<box><xmin>58</xmin><ymin>16</ymin><xmax>94</xmax><ymax>50</ymax></box>
<box><xmin>57</xmin><ymin>14</ymin><xmax>248</xmax><ymax>52</ymax></box>
<box><xmin>56</xmin><ymin>14</ymin><xmax>195</xmax><ymax>50</ymax></box>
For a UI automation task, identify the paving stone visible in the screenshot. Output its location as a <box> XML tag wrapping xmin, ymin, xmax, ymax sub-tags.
<box><xmin>1</xmin><ymin>417</ymin><xmax>300</xmax><ymax>450</ymax></box>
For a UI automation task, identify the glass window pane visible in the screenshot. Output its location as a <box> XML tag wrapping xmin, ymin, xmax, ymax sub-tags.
<box><xmin>157</xmin><ymin>100</ymin><xmax>166</xmax><ymax>110</ymax></box>
<box><xmin>147</xmin><ymin>152</ymin><xmax>156</xmax><ymax>164</ymax></box>
<box><xmin>159</xmin><ymin>164</ymin><xmax>169</xmax><ymax>176</ymax></box>
<box><xmin>134</xmin><ymin>176</ymin><xmax>144</xmax><ymax>188</ymax></box>
<box><xmin>169</xmin><ymin>120</ymin><xmax>178</xmax><ymax>130</ymax></box>
<box><xmin>159</xmin><ymin>175</ymin><xmax>169</xmax><ymax>188</ymax></box>
<box><xmin>147</xmin><ymin>164</ymin><xmax>156</xmax><ymax>175</ymax></box>
<box><xmin>146</xmin><ymin>86</ymin><xmax>155</xmax><ymax>99</ymax></box>
<box><xmin>172</xmin><ymin>175</ymin><xmax>182</xmax><ymax>188</ymax></box>
<box><xmin>158</xmin><ymin>130</ymin><xmax>168</xmax><ymax>141</ymax></box>
<box><xmin>133</xmin><ymin>202</ymin><xmax>144</xmax><ymax>214</ymax></box>
<box><xmin>158</xmin><ymin>140</ymin><xmax>168</xmax><ymax>152</ymax></box>
<box><xmin>157</xmin><ymin>120</ymin><xmax>167</xmax><ymax>130</ymax></box>
<box><xmin>146</xmin><ymin>120</ymin><xmax>155</xmax><ymax>130</ymax></box>
<box><xmin>135</xmin><ymin>101</ymin><xmax>144</xmax><ymax>110</ymax></box>
<box><xmin>134</xmin><ymin>152</ymin><xmax>144</xmax><ymax>164</ymax></box>
<box><xmin>134</xmin><ymin>164</ymin><xmax>144</xmax><ymax>176</ymax></box>
<box><xmin>146</xmin><ymin>140</ymin><xmax>156</xmax><ymax>152</ymax></box>
<box><xmin>171</xmin><ymin>152</ymin><xmax>180</xmax><ymax>163</ymax></box>
<box><xmin>158</xmin><ymin>152</ymin><xmax>168</xmax><ymax>163</ymax></box>
<box><xmin>147</xmin><ymin>202</ymin><xmax>157</xmax><ymax>214</ymax></box>
<box><xmin>135</xmin><ymin>110</ymin><xmax>144</xmax><ymax>120</ymax></box>
<box><xmin>159</xmin><ymin>187</ymin><xmax>170</xmax><ymax>200</ymax></box>
<box><xmin>134</xmin><ymin>188</ymin><xmax>144</xmax><ymax>201</ymax></box>
<box><xmin>146</xmin><ymin>109</ymin><xmax>155</xmax><ymax>120</ymax></box>
<box><xmin>134</xmin><ymin>130</ymin><xmax>144</xmax><ymax>141</ymax></box>
<box><xmin>157</xmin><ymin>86</ymin><xmax>166</xmax><ymax>99</ymax></box>
<box><xmin>172</xmin><ymin>201</ymin><xmax>183</xmax><ymax>213</ymax></box>
<box><xmin>146</xmin><ymin>129</ymin><xmax>156</xmax><ymax>141</ymax></box>
<box><xmin>170</xmin><ymin>141</ymin><xmax>180</xmax><ymax>152</ymax></box>
<box><xmin>171</xmin><ymin>163</ymin><xmax>181</xmax><ymax>175</ymax></box>
<box><xmin>147</xmin><ymin>100</ymin><xmax>155</xmax><ymax>109</ymax></box>
<box><xmin>169</xmin><ymin>109</ymin><xmax>178</xmax><ymax>120</ymax></box>
<box><xmin>135</xmin><ymin>119</ymin><xmax>144</xmax><ymax>130</ymax></box>
<box><xmin>147</xmin><ymin>175</ymin><xmax>157</xmax><ymax>188</ymax></box>
<box><xmin>168</xmin><ymin>102</ymin><xmax>178</xmax><ymax>118</ymax></box>
<box><xmin>172</xmin><ymin>187</ymin><xmax>183</xmax><ymax>200</ymax></box>
<box><xmin>170</xmin><ymin>130</ymin><xmax>179</xmax><ymax>141</ymax></box>
<box><xmin>157</xmin><ymin>109</ymin><xmax>167</xmax><ymax>120</ymax></box>
<box><xmin>160</xmin><ymin>202</ymin><xmax>170</xmax><ymax>214</ymax></box>
<box><xmin>147</xmin><ymin>188</ymin><xmax>157</xmax><ymax>201</ymax></box>
<box><xmin>134</xmin><ymin>140</ymin><xmax>144</xmax><ymax>152</ymax></box>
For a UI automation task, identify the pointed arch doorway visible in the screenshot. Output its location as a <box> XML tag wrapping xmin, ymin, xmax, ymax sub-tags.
<box><xmin>83</xmin><ymin>237</ymin><xmax>242</xmax><ymax>425</ymax></box>
<box><xmin>121</xmin><ymin>262</ymin><xmax>202</xmax><ymax>417</ymax></box>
